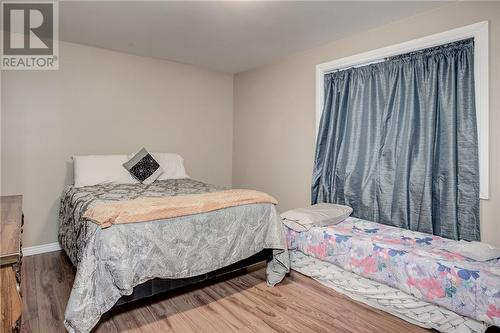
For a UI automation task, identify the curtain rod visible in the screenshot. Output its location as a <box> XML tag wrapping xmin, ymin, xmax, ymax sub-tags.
<box><xmin>324</xmin><ymin>58</ymin><xmax>387</xmax><ymax>75</ymax></box>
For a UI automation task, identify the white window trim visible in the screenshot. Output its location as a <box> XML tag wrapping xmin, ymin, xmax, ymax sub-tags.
<box><xmin>315</xmin><ymin>21</ymin><xmax>489</xmax><ymax>199</ymax></box>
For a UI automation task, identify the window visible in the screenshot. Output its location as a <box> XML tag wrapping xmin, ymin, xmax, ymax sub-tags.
<box><xmin>315</xmin><ymin>21</ymin><xmax>489</xmax><ymax>199</ymax></box>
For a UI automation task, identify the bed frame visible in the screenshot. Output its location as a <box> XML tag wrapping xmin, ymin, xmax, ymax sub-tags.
<box><xmin>115</xmin><ymin>249</ymin><xmax>274</xmax><ymax>306</ymax></box>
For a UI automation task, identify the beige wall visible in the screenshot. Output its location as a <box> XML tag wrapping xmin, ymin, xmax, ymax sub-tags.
<box><xmin>233</xmin><ymin>2</ymin><xmax>500</xmax><ymax>245</ymax></box>
<box><xmin>1</xmin><ymin>41</ymin><xmax>233</xmax><ymax>248</ymax></box>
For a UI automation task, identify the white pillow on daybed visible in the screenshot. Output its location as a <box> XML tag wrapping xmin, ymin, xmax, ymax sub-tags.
<box><xmin>444</xmin><ymin>241</ymin><xmax>500</xmax><ymax>262</ymax></box>
<box><xmin>281</xmin><ymin>203</ymin><xmax>353</xmax><ymax>232</ymax></box>
<box><xmin>73</xmin><ymin>154</ymin><xmax>138</xmax><ymax>187</ymax></box>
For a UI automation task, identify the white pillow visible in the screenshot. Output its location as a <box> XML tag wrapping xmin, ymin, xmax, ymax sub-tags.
<box><xmin>73</xmin><ymin>155</ymin><xmax>138</xmax><ymax>187</ymax></box>
<box><xmin>443</xmin><ymin>241</ymin><xmax>500</xmax><ymax>262</ymax></box>
<box><xmin>281</xmin><ymin>203</ymin><xmax>353</xmax><ymax>232</ymax></box>
<box><xmin>128</xmin><ymin>152</ymin><xmax>189</xmax><ymax>180</ymax></box>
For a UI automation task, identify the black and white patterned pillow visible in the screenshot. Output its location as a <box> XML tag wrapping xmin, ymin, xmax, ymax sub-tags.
<box><xmin>123</xmin><ymin>148</ymin><xmax>163</xmax><ymax>184</ymax></box>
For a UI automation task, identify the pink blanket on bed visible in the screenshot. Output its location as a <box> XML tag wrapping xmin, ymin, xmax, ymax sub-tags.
<box><xmin>83</xmin><ymin>189</ymin><xmax>278</xmax><ymax>228</ymax></box>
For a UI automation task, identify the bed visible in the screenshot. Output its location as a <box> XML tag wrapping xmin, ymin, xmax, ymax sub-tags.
<box><xmin>286</xmin><ymin>217</ymin><xmax>500</xmax><ymax>332</ymax></box>
<box><xmin>58</xmin><ymin>178</ymin><xmax>289</xmax><ymax>333</ymax></box>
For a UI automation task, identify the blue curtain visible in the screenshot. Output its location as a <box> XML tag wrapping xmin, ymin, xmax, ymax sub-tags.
<box><xmin>312</xmin><ymin>39</ymin><xmax>480</xmax><ymax>241</ymax></box>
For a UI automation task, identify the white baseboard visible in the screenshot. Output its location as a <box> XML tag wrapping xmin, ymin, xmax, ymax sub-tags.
<box><xmin>23</xmin><ymin>242</ymin><xmax>62</xmax><ymax>256</ymax></box>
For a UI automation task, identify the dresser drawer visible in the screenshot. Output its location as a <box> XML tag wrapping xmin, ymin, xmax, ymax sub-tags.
<box><xmin>0</xmin><ymin>266</ymin><xmax>22</xmax><ymax>333</ymax></box>
<box><xmin>1</xmin><ymin>195</ymin><xmax>23</xmax><ymax>333</ymax></box>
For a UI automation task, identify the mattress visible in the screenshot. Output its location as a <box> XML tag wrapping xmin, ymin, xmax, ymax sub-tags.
<box><xmin>58</xmin><ymin>178</ymin><xmax>289</xmax><ymax>333</ymax></box>
<box><xmin>286</xmin><ymin>217</ymin><xmax>500</xmax><ymax>327</ymax></box>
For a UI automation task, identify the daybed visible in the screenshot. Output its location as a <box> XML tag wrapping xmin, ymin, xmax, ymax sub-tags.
<box><xmin>286</xmin><ymin>217</ymin><xmax>500</xmax><ymax>333</ymax></box>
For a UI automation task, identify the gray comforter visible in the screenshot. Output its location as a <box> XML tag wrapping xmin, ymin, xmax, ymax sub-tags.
<box><xmin>58</xmin><ymin>178</ymin><xmax>289</xmax><ymax>333</ymax></box>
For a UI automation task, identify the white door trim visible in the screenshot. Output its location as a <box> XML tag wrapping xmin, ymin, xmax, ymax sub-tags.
<box><xmin>315</xmin><ymin>21</ymin><xmax>489</xmax><ymax>199</ymax></box>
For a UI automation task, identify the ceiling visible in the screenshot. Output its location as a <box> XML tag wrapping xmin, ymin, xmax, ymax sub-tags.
<box><xmin>59</xmin><ymin>1</ymin><xmax>448</xmax><ymax>73</ymax></box>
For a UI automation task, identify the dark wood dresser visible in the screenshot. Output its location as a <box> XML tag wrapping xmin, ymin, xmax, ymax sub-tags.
<box><xmin>0</xmin><ymin>196</ymin><xmax>23</xmax><ymax>333</ymax></box>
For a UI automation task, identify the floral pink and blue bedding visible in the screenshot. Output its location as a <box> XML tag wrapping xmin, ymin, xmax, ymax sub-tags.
<box><xmin>286</xmin><ymin>217</ymin><xmax>500</xmax><ymax>327</ymax></box>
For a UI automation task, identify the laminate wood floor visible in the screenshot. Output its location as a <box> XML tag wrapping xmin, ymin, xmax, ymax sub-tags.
<box><xmin>21</xmin><ymin>251</ymin><xmax>434</xmax><ymax>333</ymax></box>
